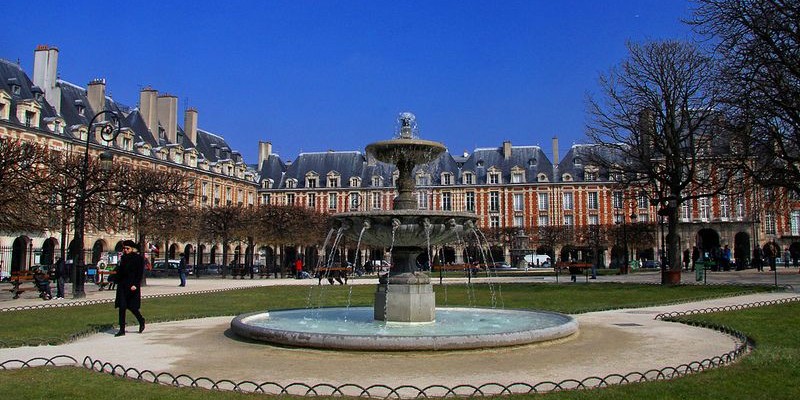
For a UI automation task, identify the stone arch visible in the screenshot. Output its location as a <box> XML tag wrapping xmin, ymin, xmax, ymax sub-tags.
<box><xmin>696</xmin><ymin>228</ymin><xmax>720</xmax><ymax>255</ymax></box>
<box><xmin>11</xmin><ymin>236</ymin><xmax>32</xmax><ymax>272</ymax></box>
<box><xmin>183</xmin><ymin>244</ymin><xmax>194</xmax><ymax>264</ymax></box>
<box><xmin>197</xmin><ymin>244</ymin><xmax>207</xmax><ymax>265</ymax></box>
<box><xmin>209</xmin><ymin>245</ymin><xmax>220</xmax><ymax>265</ymax></box>
<box><xmin>489</xmin><ymin>245</ymin><xmax>504</xmax><ymax>263</ymax></box>
<box><xmin>559</xmin><ymin>245</ymin><xmax>577</xmax><ymax>263</ymax></box>
<box><xmin>440</xmin><ymin>246</ymin><xmax>456</xmax><ymax>264</ymax></box>
<box><xmin>91</xmin><ymin>239</ymin><xmax>107</xmax><ymax>266</ymax></box>
<box><xmin>733</xmin><ymin>232</ymin><xmax>750</xmax><ymax>269</ymax></box>
<box><xmin>304</xmin><ymin>246</ymin><xmax>319</xmax><ymax>270</ymax></box>
<box><xmin>168</xmin><ymin>243</ymin><xmax>180</xmax><ymax>260</ymax></box>
<box><xmin>40</xmin><ymin>237</ymin><xmax>58</xmax><ymax>266</ymax></box>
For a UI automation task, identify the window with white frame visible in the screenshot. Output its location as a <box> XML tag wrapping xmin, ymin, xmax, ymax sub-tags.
<box><xmin>638</xmin><ymin>192</ymin><xmax>649</xmax><ymax>209</ymax></box>
<box><xmin>735</xmin><ymin>196</ymin><xmax>745</xmax><ymax>219</ymax></box>
<box><xmin>765</xmin><ymin>212</ymin><xmax>777</xmax><ymax>234</ymax></box>
<box><xmin>418</xmin><ymin>190</ymin><xmax>429</xmax><ymax>209</ymax></box>
<box><xmin>308</xmin><ymin>193</ymin><xmax>316</xmax><ymax>208</ymax></box>
<box><xmin>538</xmin><ymin>192</ymin><xmax>549</xmax><ymax>211</ymax></box>
<box><xmin>563</xmin><ymin>192</ymin><xmax>573</xmax><ymax>210</ymax></box>
<box><xmin>350</xmin><ymin>177</ymin><xmax>361</xmax><ymax>187</ymax></box>
<box><xmin>588</xmin><ymin>192</ymin><xmax>599</xmax><ymax>210</ymax></box>
<box><xmin>442</xmin><ymin>192</ymin><xmax>452</xmax><ymax>211</ymax></box>
<box><xmin>416</xmin><ymin>174</ymin><xmax>430</xmax><ymax>186</ymax></box>
<box><xmin>490</xmin><ymin>216</ymin><xmax>500</xmax><ymax>228</ymax></box>
<box><xmin>538</xmin><ymin>215</ymin><xmax>549</xmax><ymax>226</ymax></box>
<box><xmin>261</xmin><ymin>193</ymin><xmax>270</xmax><ymax>205</ymax></box>
<box><xmin>226</xmin><ymin>187</ymin><xmax>232</xmax><ymax>205</ymax></box>
<box><xmin>327</xmin><ymin>174</ymin><xmax>340</xmax><ymax>188</ymax></box>
<box><xmin>286</xmin><ymin>179</ymin><xmax>297</xmax><ymax>189</ymax></box>
<box><xmin>328</xmin><ymin>193</ymin><xmax>338</xmax><ymax>210</ymax></box>
<box><xmin>563</xmin><ymin>215</ymin><xmax>574</xmax><ymax>226</ymax></box>
<box><xmin>612</xmin><ymin>191</ymin><xmax>623</xmax><ymax>209</ymax></box>
<box><xmin>588</xmin><ymin>215</ymin><xmax>599</xmax><ymax>225</ymax></box>
<box><xmin>719</xmin><ymin>195</ymin><xmax>730</xmax><ymax>219</ymax></box>
<box><xmin>489</xmin><ymin>172</ymin><xmax>500</xmax><ymax>184</ymax></box>
<box><xmin>441</xmin><ymin>173</ymin><xmax>452</xmax><ymax>185</ymax></box>
<box><xmin>286</xmin><ymin>193</ymin><xmax>295</xmax><ymax>205</ymax></box>
<box><xmin>699</xmin><ymin>197</ymin><xmax>711</xmax><ymax>220</ymax></box>
<box><xmin>465</xmin><ymin>192</ymin><xmax>475</xmax><ymax>212</ymax></box>
<box><xmin>511</xmin><ymin>171</ymin><xmax>524</xmax><ymax>183</ymax></box>
<box><xmin>489</xmin><ymin>191</ymin><xmax>500</xmax><ymax>212</ymax></box>
<box><xmin>371</xmin><ymin>192</ymin><xmax>381</xmax><ymax>209</ymax></box>
<box><xmin>463</xmin><ymin>172</ymin><xmax>474</xmax><ymax>185</ymax></box>
<box><xmin>372</xmin><ymin>176</ymin><xmax>382</xmax><ymax>187</ymax></box>
<box><xmin>791</xmin><ymin>211</ymin><xmax>800</xmax><ymax>236</ymax></box>
<box><xmin>306</xmin><ymin>175</ymin><xmax>318</xmax><ymax>188</ymax></box>
<box><xmin>513</xmin><ymin>193</ymin><xmax>524</xmax><ymax>212</ymax></box>
<box><xmin>681</xmin><ymin>200</ymin><xmax>691</xmax><ymax>220</ymax></box>
<box><xmin>513</xmin><ymin>215</ymin><xmax>524</xmax><ymax>227</ymax></box>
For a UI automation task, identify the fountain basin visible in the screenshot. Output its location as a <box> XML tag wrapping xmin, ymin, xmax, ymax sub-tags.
<box><xmin>231</xmin><ymin>307</ymin><xmax>578</xmax><ymax>351</ymax></box>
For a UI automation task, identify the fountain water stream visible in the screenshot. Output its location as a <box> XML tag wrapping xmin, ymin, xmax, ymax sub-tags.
<box><xmin>231</xmin><ymin>113</ymin><xmax>577</xmax><ymax>350</ymax></box>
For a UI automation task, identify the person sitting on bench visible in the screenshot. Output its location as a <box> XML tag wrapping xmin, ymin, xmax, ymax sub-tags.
<box><xmin>33</xmin><ymin>270</ymin><xmax>52</xmax><ymax>300</ymax></box>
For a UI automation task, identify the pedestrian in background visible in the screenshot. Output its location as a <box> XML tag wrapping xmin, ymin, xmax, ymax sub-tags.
<box><xmin>178</xmin><ymin>252</ymin><xmax>187</xmax><ymax>287</ymax></box>
<box><xmin>54</xmin><ymin>257</ymin><xmax>66</xmax><ymax>299</ymax></box>
<box><xmin>115</xmin><ymin>240</ymin><xmax>145</xmax><ymax>337</ymax></box>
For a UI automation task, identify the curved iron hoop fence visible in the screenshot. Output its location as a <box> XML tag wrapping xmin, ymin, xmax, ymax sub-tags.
<box><xmin>654</xmin><ymin>296</ymin><xmax>800</xmax><ymax>320</ymax></box>
<box><xmin>1</xmin><ymin>304</ymin><xmax>765</xmax><ymax>398</ymax></box>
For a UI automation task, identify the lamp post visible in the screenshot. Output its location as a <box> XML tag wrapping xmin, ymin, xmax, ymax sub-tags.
<box><xmin>614</xmin><ymin>208</ymin><xmax>637</xmax><ymax>274</ymax></box>
<box><xmin>71</xmin><ymin>110</ymin><xmax>121</xmax><ymax>298</ymax></box>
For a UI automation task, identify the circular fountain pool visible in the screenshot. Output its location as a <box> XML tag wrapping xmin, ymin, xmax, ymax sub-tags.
<box><xmin>231</xmin><ymin>307</ymin><xmax>578</xmax><ymax>351</ymax></box>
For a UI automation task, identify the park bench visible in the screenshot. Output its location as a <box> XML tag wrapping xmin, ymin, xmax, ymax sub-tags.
<box><xmin>96</xmin><ymin>270</ymin><xmax>116</xmax><ymax>291</ymax></box>
<box><xmin>7</xmin><ymin>271</ymin><xmax>47</xmax><ymax>299</ymax></box>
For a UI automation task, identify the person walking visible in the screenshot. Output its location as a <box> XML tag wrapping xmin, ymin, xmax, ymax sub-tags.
<box><xmin>178</xmin><ymin>252</ymin><xmax>187</xmax><ymax>287</ymax></box>
<box><xmin>294</xmin><ymin>257</ymin><xmax>303</xmax><ymax>279</ymax></box>
<box><xmin>54</xmin><ymin>257</ymin><xmax>66</xmax><ymax>299</ymax></box>
<box><xmin>691</xmin><ymin>246</ymin><xmax>700</xmax><ymax>272</ymax></box>
<box><xmin>115</xmin><ymin>240</ymin><xmax>145</xmax><ymax>337</ymax></box>
<box><xmin>682</xmin><ymin>248</ymin><xmax>690</xmax><ymax>271</ymax></box>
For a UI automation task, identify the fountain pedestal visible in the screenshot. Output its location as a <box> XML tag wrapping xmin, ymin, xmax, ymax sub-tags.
<box><xmin>374</xmin><ymin>281</ymin><xmax>435</xmax><ymax>322</ymax></box>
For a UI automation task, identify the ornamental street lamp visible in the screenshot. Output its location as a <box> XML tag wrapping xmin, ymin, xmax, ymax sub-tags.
<box><xmin>72</xmin><ymin>110</ymin><xmax>121</xmax><ymax>298</ymax></box>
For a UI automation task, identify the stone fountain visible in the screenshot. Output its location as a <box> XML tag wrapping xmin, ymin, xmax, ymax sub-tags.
<box><xmin>334</xmin><ymin>112</ymin><xmax>478</xmax><ymax>322</ymax></box>
<box><xmin>231</xmin><ymin>113</ymin><xmax>578</xmax><ymax>350</ymax></box>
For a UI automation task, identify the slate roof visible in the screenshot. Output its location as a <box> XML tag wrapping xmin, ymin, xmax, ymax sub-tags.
<box><xmin>0</xmin><ymin>59</ymin><xmax>59</xmax><ymax>126</ymax></box>
<box><xmin>461</xmin><ymin>145</ymin><xmax>552</xmax><ymax>184</ymax></box>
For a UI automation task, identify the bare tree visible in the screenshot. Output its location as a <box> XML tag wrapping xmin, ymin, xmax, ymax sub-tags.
<box><xmin>692</xmin><ymin>0</ymin><xmax>800</xmax><ymax>192</ymax></box>
<box><xmin>112</xmin><ymin>165</ymin><xmax>190</xmax><ymax>252</ymax></box>
<box><xmin>198</xmin><ymin>204</ymin><xmax>246</xmax><ymax>276</ymax></box>
<box><xmin>0</xmin><ymin>138</ymin><xmax>54</xmax><ymax>234</ymax></box>
<box><xmin>585</xmin><ymin>40</ymin><xmax>738</xmax><ymax>283</ymax></box>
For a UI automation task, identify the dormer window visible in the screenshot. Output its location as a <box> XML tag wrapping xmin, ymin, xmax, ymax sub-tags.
<box><xmin>476</xmin><ymin>160</ymin><xmax>485</xmax><ymax>167</ymax></box>
<box><xmin>74</xmin><ymin>99</ymin><xmax>85</xmax><ymax>116</ymax></box>
<box><xmin>305</xmin><ymin>172</ymin><xmax>318</xmax><ymax>188</ymax></box>
<box><xmin>7</xmin><ymin>78</ymin><xmax>20</xmax><ymax>95</ymax></box>
<box><xmin>463</xmin><ymin>172</ymin><xmax>475</xmax><ymax>185</ymax></box>
<box><xmin>562</xmin><ymin>173</ymin><xmax>573</xmax><ymax>182</ymax></box>
<box><xmin>371</xmin><ymin>176</ymin><xmax>383</xmax><ymax>187</ymax></box>
<box><xmin>511</xmin><ymin>170</ymin><xmax>524</xmax><ymax>183</ymax></box>
<box><xmin>584</xmin><ymin>166</ymin><xmax>599</xmax><ymax>182</ymax></box>
<box><xmin>349</xmin><ymin>177</ymin><xmax>361</xmax><ymax>187</ymax></box>
<box><xmin>286</xmin><ymin>179</ymin><xmax>297</xmax><ymax>189</ymax></box>
<box><xmin>31</xmin><ymin>86</ymin><xmax>44</xmax><ymax>102</ymax></box>
<box><xmin>528</xmin><ymin>157</ymin><xmax>537</xmax><ymax>167</ymax></box>
<box><xmin>416</xmin><ymin>174</ymin><xmax>430</xmax><ymax>186</ymax></box>
<box><xmin>537</xmin><ymin>173</ymin><xmax>549</xmax><ymax>182</ymax></box>
<box><xmin>261</xmin><ymin>180</ymin><xmax>271</xmax><ymax>189</ymax></box>
<box><xmin>488</xmin><ymin>168</ymin><xmax>501</xmax><ymax>185</ymax></box>
<box><xmin>327</xmin><ymin>172</ymin><xmax>340</xmax><ymax>188</ymax></box>
<box><xmin>573</xmin><ymin>157</ymin><xmax>582</xmax><ymax>166</ymax></box>
<box><xmin>441</xmin><ymin>173</ymin><xmax>453</xmax><ymax>185</ymax></box>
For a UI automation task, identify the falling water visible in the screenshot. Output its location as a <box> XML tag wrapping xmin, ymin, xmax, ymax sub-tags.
<box><xmin>454</xmin><ymin>229</ymin><xmax>477</xmax><ymax>307</ymax></box>
<box><xmin>305</xmin><ymin>228</ymin><xmax>337</xmax><ymax>312</ymax></box>
<box><xmin>472</xmin><ymin>228</ymin><xmax>499</xmax><ymax>308</ymax></box>
<box><xmin>382</xmin><ymin>219</ymin><xmax>401</xmax><ymax>322</ymax></box>
<box><xmin>475</xmin><ymin>228</ymin><xmax>505</xmax><ymax>309</ymax></box>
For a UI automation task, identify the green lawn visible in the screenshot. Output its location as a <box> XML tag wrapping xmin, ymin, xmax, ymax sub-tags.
<box><xmin>0</xmin><ymin>283</ymin><xmax>794</xmax><ymax>399</ymax></box>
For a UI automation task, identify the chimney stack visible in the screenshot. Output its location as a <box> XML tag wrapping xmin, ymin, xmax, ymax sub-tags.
<box><xmin>258</xmin><ymin>141</ymin><xmax>272</xmax><ymax>170</ymax></box>
<box><xmin>502</xmin><ymin>140</ymin><xmax>512</xmax><ymax>159</ymax></box>
<box><xmin>87</xmin><ymin>79</ymin><xmax>106</xmax><ymax>119</ymax></box>
<box><xmin>139</xmin><ymin>87</ymin><xmax>159</xmax><ymax>135</ymax></box>
<box><xmin>184</xmin><ymin>107</ymin><xmax>198</xmax><ymax>145</ymax></box>
<box><xmin>157</xmin><ymin>94</ymin><xmax>178</xmax><ymax>143</ymax></box>
<box><xmin>32</xmin><ymin>45</ymin><xmax>61</xmax><ymax>114</ymax></box>
<box><xmin>552</xmin><ymin>136</ymin><xmax>559</xmax><ymax>165</ymax></box>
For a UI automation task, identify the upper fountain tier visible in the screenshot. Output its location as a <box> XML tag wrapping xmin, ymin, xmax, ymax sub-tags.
<box><xmin>365</xmin><ymin>113</ymin><xmax>448</xmax><ymax>211</ymax></box>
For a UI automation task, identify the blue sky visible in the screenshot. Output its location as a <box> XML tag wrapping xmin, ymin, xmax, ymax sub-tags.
<box><xmin>2</xmin><ymin>0</ymin><xmax>695</xmax><ymax>164</ymax></box>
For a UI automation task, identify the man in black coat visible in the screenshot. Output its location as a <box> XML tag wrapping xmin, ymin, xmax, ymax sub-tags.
<box><xmin>115</xmin><ymin>240</ymin><xmax>145</xmax><ymax>336</ymax></box>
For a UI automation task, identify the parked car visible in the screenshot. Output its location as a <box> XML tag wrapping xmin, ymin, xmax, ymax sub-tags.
<box><xmin>642</xmin><ymin>259</ymin><xmax>661</xmax><ymax>269</ymax></box>
<box><xmin>488</xmin><ymin>262</ymin><xmax>518</xmax><ymax>271</ymax></box>
<box><xmin>148</xmin><ymin>260</ymin><xmax>182</xmax><ymax>277</ymax></box>
<box><xmin>196</xmin><ymin>264</ymin><xmax>222</xmax><ymax>276</ymax></box>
